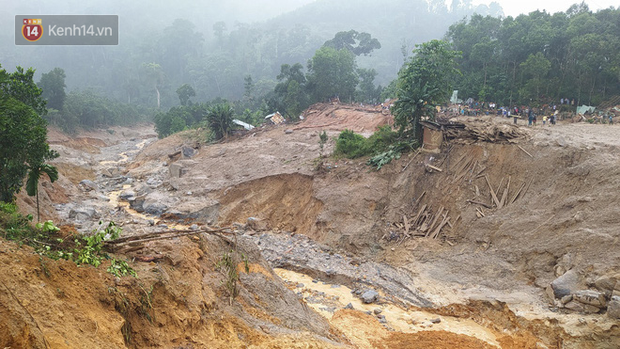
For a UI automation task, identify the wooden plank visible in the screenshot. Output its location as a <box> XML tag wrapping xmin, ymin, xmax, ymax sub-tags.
<box><xmin>426</xmin><ymin>207</ymin><xmax>445</xmax><ymax>237</ymax></box>
<box><xmin>517</xmin><ymin>145</ymin><xmax>534</xmax><ymax>158</ymax></box>
<box><xmin>412</xmin><ymin>204</ymin><xmax>427</xmax><ymax>225</ymax></box>
<box><xmin>495</xmin><ymin>177</ymin><xmax>505</xmax><ymax>198</ymax></box>
<box><xmin>403</xmin><ymin>215</ymin><xmax>410</xmax><ymax>234</ymax></box>
<box><xmin>485</xmin><ymin>175</ymin><xmax>501</xmax><ymax>208</ymax></box>
<box><xmin>431</xmin><ymin>215</ymin><xmax>450</xmax><ymax>239</ymax></box>
<box><xmin>522</xmin><ymin>178</ymin><xmax>533</xmax><ymax>198</ymax></box>
<box><xmin>475</xmin><ymin>166</ymin><xmax>487</xmax><ymax>177</ymax></box>
<box><xmin>416</xmin><ymin>191</ymin><xmax>426</xmax><ymax>204</ymax></box>
<box><xmin>426</xmin><ymin>164</ymin><xmax>443</xmax><ymax>172</ymax></box>
<box><xmin>499</xmin><ymin>176</ymin><xmax>511</xmax><ymax>208</ymax></box>
<box><xmin>510</xmin><ymin>182</ymin><xmax>526</xmax><ymax>204</ymax></box>
<box><xmin>467</xmin><ymin>199</ymin><xmax>493</xmax><ymax>209</ymax></box>
<box><xmin>106</xmin><ymin>227</ymin><xmax>231</xmax><ymax>245</ymax></box>
<box><xmin>450</xmin><ymin>153</ymin><xmax>468</xmax><ymax>172</ymax></box>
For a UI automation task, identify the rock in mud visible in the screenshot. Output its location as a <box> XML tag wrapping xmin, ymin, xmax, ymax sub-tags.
<box><xmin>144</xmin><ymin>202</ymin><xmax>168</xmax><ymax>215</ymax></box>
<box><xmin>556</xmin><ymin>136</ymin><xmax>568</xmax><ymax>147</ymax></box>
<box><xmin>247</xmin><ymin>217</ymin><xmax>269</xmax><ymax>231</ymax></box>
<box><xmin>68</xmin><ymin>207</ymin><xmax>99</xmax><ymax>221</ymax></box>
<box><xmin>548</xmin><ymin>269</ymin><xmax>580</xmax><ymax>299</ymax></box>
<box><xmin>560</xmin><ymin>295</ymin><xmax>573</xmax><ymax>305</ymax></box>
<box><xmin>169</xmin><ymin>163</ymin><xmax>187</xmax><ymax>178</ymax></box>
<box><xmin>119</xmin><ymin>190</ymin><xmax>136</xmax><ymax>200</ymax></box>
<box><xmin>594</xmin><ymin>274</ymin><xmax>619</xmax><ymax>294</ymax></box>
<box><xmin>573</xmin><ymin>290</ymin><xmax>606</xmax><ymax>308</ymax></box>
<box><xmin>564</xmin><ymin>301</ymin><xmax>601</xmax><ymax>314</ymax></box>
<box><xmin>607</xmin><ymin>297</ymin><xmax>620</xmax><ymax>319</ymax></box>
<box><xmin>361</xmin><ymin>290</ymin><xmax>379</xmax><ymax>304</ymax></box>
<box><xmin>182</xmin><ymin>146</ymin><xmax>197</xmax><ymax>158</ymax></box>
<box><xmin>285</xmin><ymin>129</ymin><xmax>293</xmax><ymax>134</ymax></box>
<box><xmin>345</xmin><ymin>303</ymin><xmax>353</xmax><ymax>309</ymax></box>
<box><xmin>430</xmin><ymin>318</ymin><xmax>441</xmax><ymax>324</ymax></box>
<box><xmin>79</xmin><ymin>179</ymin><xmax>98</xmax><ymax>191</ymax></box>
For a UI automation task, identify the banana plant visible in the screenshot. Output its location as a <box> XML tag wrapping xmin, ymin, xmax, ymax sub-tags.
<box><xmin>26</xmin><ymin>163</ymin><xmax>58</xmax><ymax>222</ymax></box>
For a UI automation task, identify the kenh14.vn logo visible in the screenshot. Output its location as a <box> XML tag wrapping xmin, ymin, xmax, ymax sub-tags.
<box><xmin>22</xmin><ymin>18</ymin><xmax>43</xmax><ymax>42</ymax></box>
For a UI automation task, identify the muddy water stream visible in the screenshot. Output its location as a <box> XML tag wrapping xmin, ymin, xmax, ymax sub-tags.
<box><xmin>275</xmin><ymin>269</ymin><xmax>501</xmax><ymax>348</ymax></box>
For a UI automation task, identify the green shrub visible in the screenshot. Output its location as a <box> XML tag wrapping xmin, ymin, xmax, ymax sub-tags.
<box><xmin>367</xmin><ymin>125</ymin><xmax>398</xmax><ymax>152</ymax></box>
<box><xmin>0</xmin><ymin>207</ymin><xmax>136</xmax><ymax>277</ymax></box>
<box><xmin>334</xmin><ymin>129</ymin><xmax>370</xmax><ymax>158</ymax></box>
<box><xmin>334</xmin><ymin>126</ymin><xmax>398</xmax><ymax>159</ymax></box>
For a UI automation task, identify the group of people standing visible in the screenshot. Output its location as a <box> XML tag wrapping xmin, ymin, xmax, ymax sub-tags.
<box><xmin>525</xmin><ymin>107</ymin><xmax>558</xmax><ymax>126</ymax></box>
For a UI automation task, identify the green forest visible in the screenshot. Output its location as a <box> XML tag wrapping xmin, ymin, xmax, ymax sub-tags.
<box><xmin>447</xmin><ymin>3</ymin><xmax>620</xmax><ymax>107</ymax></box>
<box><xmin>1</xmin><ymin>1</ymin><xmax>618</xmax><ymax>136</ymax></box>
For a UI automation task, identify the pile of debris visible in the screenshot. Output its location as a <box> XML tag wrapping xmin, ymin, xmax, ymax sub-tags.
<box><xmin>383</xmin><ymin>194</ymin><xmax>458</xmax><ymax>244</ymax></box>
<box><xmin>443</xmin><ymin>121</ymin><xmax>526</xmax><ymax>144</ymax></box>
<box><xmin>547</xmin><ymin>269</ymin><xmax>620</xmax><ymax>319</ymax></box>
<box><xmin>467</xmin><ymin>175</ymin><xmax>533</xmax><ymax>217</ymax></box>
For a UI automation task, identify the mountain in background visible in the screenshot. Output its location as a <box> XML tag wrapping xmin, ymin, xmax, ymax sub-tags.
<box><xmin>1</xmin><ymin>0</ymin><xmax>502</xmax><ymax>107</ymax></box>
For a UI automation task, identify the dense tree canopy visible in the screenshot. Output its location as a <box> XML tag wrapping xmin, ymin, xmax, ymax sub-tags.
<box><xmin>38</xmin><ymin>68</ymin><xmax>66</xmax><ymax>111</ymax></box>
<box><xmin>323</xmin><ymin>30</ymin><xmax>381</xmax><ymax>56</ymax></box>
<box><xmin>307</xmin><ymin>47</ymin><xmax>359</xmax><ymax>103</ymax></box>
<box><xmin>0</xmin><ymin>65</ymin><xmax>57</xmax><ymax>202</ymax></box>
<box><xmin>393</xmin><ymin>40</ymin><xmax>461</xmax><ymax>142</ymax></box>
<box><xmin>446</xmin><ymin>7</ymin><xmax>620</xmax><ymax>106</ymax></box>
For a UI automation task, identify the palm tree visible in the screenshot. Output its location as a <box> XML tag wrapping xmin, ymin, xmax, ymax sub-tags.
<box><xmin>206</xmin><ymin>104</ymin><xmax>235</xmax><ymax>140</ymax></box>
<box><xmin>26</xmin><ymin>164</ymin><xmax>58</xmax><ymax>222</ymax></box>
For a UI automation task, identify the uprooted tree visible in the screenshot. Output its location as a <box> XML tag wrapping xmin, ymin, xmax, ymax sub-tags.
<box><xmin>392</xmin><ymin>40</ymin><xmax>461</xmax><ymax>144</ymax></box>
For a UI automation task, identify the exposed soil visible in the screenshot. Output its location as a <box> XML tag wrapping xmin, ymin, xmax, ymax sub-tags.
<box><xmin>4</xmin><ymin>104</ymin><xmax>620</xmax><ymax>347</ymax></box>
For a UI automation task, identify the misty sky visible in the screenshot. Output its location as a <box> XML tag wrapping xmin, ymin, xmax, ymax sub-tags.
<box><xmin>473</xmin><ymin>0</ymin><xmax>618</xmax><ymax>17</ymax></box>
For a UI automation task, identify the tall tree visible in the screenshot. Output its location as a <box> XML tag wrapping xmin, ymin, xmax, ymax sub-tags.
<box><xmin>271</xmin><ymin>63</ymin><xmax>308</xmax><ymax>117</ymax></box>
<box><xmin>0</xmin><ymin>65</ymin><xmax>58</xmax><ymax>202</ymax></box>
<box><xmin>392</xmin><ymin>40</ymin><xmax>460</xmax><ymax>143</ymax></box>
<box><xmin>38</xmin><ymin>68</ymin><xmax>66</xmax><ymax>111</ymax></box>
<box><xmin>140</xmin><ymin>63</ymin><xmax>164</xmax><ymax>108</ymax></box>
<box><xmin>307</xmin><ymin>47</ymin><xmax>359</xmax><ymax>103</ymax></box>
<box><xmin>176</xmin><ymin>84</ymin><xmax>196</xmax><ymax>106</ymax></box>
<box><xmin>323</xmin><ymin>30</ymin><xmax>382</xmax><ymax>56</ymax></box>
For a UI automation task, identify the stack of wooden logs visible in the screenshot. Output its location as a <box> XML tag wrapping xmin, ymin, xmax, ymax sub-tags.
<box><xmin>443</xmin><ymin>122</ymin><xmax>525</xmax><ymax>143</ymax></box>
<box><xmin>386</xmin><ymin>200</ymin><xmax>459</xmax><ymax>244</ymax></box>
<box><xmin>467</xmin><ymin>175</ymin><xmax>532</xmax><ymax>217</ymax></box>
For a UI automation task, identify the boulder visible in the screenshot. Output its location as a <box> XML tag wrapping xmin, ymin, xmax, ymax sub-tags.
<box><xmin>573</xmin><ymin>290</ymin><xmax>606</xmax><ymax>308</ymax></box>
<box><xmin>138</xmin><ymin>192</ymin><xmax>176</xmax><ymax>216</ymax></box>
<box><xmin>594</xmin><ymin>274</ymin><xmax>620</xmax><ymax>293</ymax></box>
<box><xmin>361</xmin><ymin>290</ymin><xmax>379</xmax><ymax>304</ymax></box>
<box><xmin>79</xmin><ymin>179</ymin><xmax>98</xmax><ymax>191</ymax></box>
<box><xmin>144</xmin><ymin>202</ymin><xmax>167</xmax><ymax>215</ymax></box>
<box><xmin>172</xmin><ymin>200</ymin><xmax>220</xmax><ymax>224</ymax></box>
<box><xmin>68</xmin><ymin>207</ymin><xmax>99</xmax><ymax>221</ymax></box>
<box><xmin>607</xmin><ymin>297</ymin><xmax>620</xmax><ymax>319</ymax></box>
<box><xmin>548</xmin><ymin>269</ymin><xmax>580</xmax><ymax>299</ymax></box>
<box><xmin>169</xmin><ymin>163</ymin><xmax>185</xmax><ymax>178</ymax></box>
<box><xmin>182</xmin><ymin>146</ymin><xmax>197</xmax><ymax>158</ymax></box>
<box><xmin>130</xmin><ymin>195</ymin><xmax>145</xmax><ymax>212</ymax></box>
<box><xmin>247</xmin><ymin>217</ymin><xmax>269</xmax><ymax>231</ymax></box>
<box><xmin>169</xmin><ymin>160</ymin><xmax>196</xmax><ymax>178</ymax></box>
<box><xmin>119</xmin><ymin>190</ymin><xmax>136</xmax><ymax>201</ymax></box>
<box><xmin>564</xmin><ymin>301</ymin><xmax>601</xmax><ymax>314</ymax></box>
